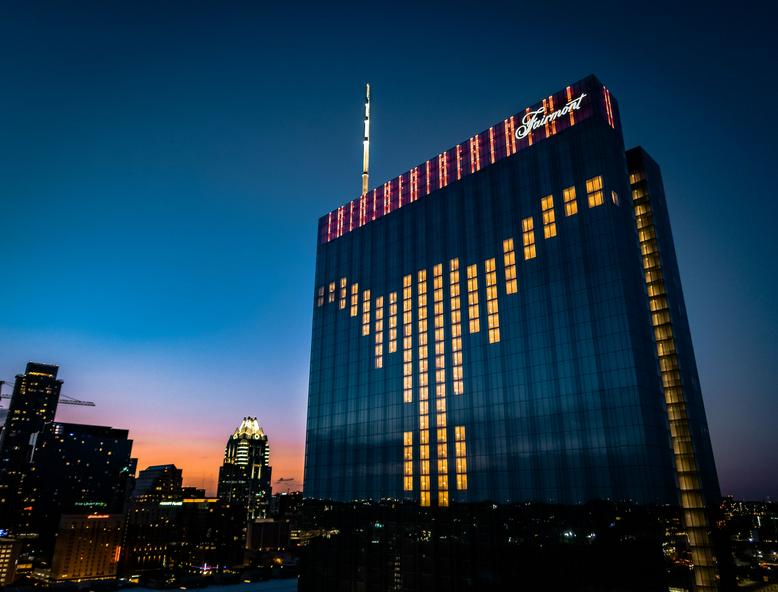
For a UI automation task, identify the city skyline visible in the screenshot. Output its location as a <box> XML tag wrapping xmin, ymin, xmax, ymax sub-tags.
<box><xmin>1</xmin><ymin>2</ymin><xmax>776</xmax><ymax>500</ymax></box>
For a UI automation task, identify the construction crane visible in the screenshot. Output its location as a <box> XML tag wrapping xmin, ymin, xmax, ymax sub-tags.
<box><xmin>0</xmin><ymin>380</ymin><xmax>95</xmax><ymax>407</ymax></box>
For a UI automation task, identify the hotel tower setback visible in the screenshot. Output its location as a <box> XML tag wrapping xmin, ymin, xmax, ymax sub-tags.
<box><xmin>304</xmin><ymin>76</ymin><xmax>721</xmax><ymax>589</ymax></box>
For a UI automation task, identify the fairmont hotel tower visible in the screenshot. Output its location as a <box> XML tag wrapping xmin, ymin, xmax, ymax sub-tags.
<box><xmin>304</xmin><ymin>76</ymin><xmax>721</xmax><ymax>589</ymax></box>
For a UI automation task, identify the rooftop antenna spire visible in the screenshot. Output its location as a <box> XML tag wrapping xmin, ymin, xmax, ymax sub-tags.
<box><xmin>362</xmin><ymin>83</ymin><xmax>370</xmax><ymax>195</ymax></box>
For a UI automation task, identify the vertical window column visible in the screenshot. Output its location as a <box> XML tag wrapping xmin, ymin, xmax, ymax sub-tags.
<box><xmin>502</xmin><ymin>239</ymin><xmax>517</xmax><ymax>294</ymax></box>
<box><xmin>467</xmin><ymin>264</ymin><xmax>481</xmax><ymax>333</ymax></box>
<box><xmin>485</xmin><ymin>258</ymin><xmax>500</xmax><ymax>344</ymax></box>
<box><xmin>449</xmin><ymin>259</ymin><xmax>464</xmax><ymax>395</ymax></box>
<box><xmin>403</xmin><ymin>431</ymin><xmax>413</xmax><ymax>492</ymax></box>
<box><xmin>522</xmin><ymin>217</ymin><xmax>536</xmax><ymax>260</ymax></box>
<box><xmin>339</xmin><ymin>277</ymin><xmax>347</xmax><ymax>309</ymax></box>
<box><xmin>455</xmin><ymin>426</ymin><xmax>468</xmax><ymax>490</ymax></box>
<box><xmin>375</xmin><ymin>296</ymin><xmax>384</xmax><ymax>368</ymax></box>
<box><xmin>433</xmin><ymin>264</ymin><xmax>448</xmax><ymax>506</ymax></box>
<box><xmin>563</xmin><ymin>186</ymin><xmax>578</xmax><ymax>216</ymax></box>
<box><xmin>316</xmin><ymin>286</ymin><xmax>324</xmax><ymax>308</ymax></box>
<box><xmin>328</xmin><ymin>281</ymin><xmax>336</xmax><ymax>303</ymax></box>
<box><xmin>541</xmin><ymin>195</ymin><xmax>557</xmax><ymax>238</ymax></box>
<box><xmin>350</xmin><ymin>283</ymin><xmax>359</xmax><ymax>317</ymax></box>
<box><xmin>403</xmin><ymin>275</ymin><xmax>413</xmax><ymax>403</ymax></box>
<box><xmin>417</xmin><ymin>270</ymin><xmax>430</xmax><ymax>507</ymax></box>
<box><xmin>362</xmin><ymin>289</ymin><xmax>371</xmax><ymax>336</ymax></box>
<box><xmin>389</xmin><ymin>292</ymin><xmax>398</xmax><ymax>353</ymax></box>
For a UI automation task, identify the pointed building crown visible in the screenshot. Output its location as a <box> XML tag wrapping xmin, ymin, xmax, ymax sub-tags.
<box><xmin>232</xmin><ymin>416</ymin><xmax>266</xmax><ymax>440</ymax></box>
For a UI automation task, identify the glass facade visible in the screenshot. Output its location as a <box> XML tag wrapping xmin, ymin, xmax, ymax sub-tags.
<box><xmin>305</xmin><ymin>77</ymin><xmax>718</xmax><ymax>518</ymax></box>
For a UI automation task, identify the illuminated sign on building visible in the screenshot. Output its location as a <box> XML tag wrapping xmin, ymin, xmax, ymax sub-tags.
<box><xmin>515</xmin><ymin>93</ymin><xmax>587</xmax><ymax>140</ymax></box>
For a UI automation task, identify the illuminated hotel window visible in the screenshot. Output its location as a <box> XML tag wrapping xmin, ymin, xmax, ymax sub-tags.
<box><xmin>362</xmin><ymin>289</ymin><xmax>371</xmax><ymax>336</ymax></box>
<box><xmin>339</xmin><ymin>277</ymin><xmax>347</xmax><ymax>309</ymax></box>
<box><xmin>586</xmin><ymin>175</ymin><xmax>604</xmax><ymax>207</ymax></box>
<box><xmin>350</xmin><ymin>283</ymin><xmax>359</xmax><ymax>317</ymax></box>
<box><xmin>449</xmin><ymin>259</ymin><xmax>464</xmax><ymax>395</ymax></box>
<box><xmin>611</xmin><ymin>190</ymin><xmax>620</xmax><ymax>205</ymax></box>
<box><xmin>541</xmin><ymin>195</ymin><xmax>557</xmax><ymax>238</ymax></box>
<box><xmin>404</xmin><ymin>431</ymin><xmax>413</xmax><ymax>491</ymax></box>
<box><xmin>403</xmin><ymin>275</ymin><xmax>413</xmax><ymax>403</ymax></box>
<box><xmin>522</xmin><ymin>217</ymin><xmax>536</xmax><ymax>260</ymax></box>
<box><xmin>316</xmin><ymin>286</ymin><xmax>324</xmax><ymax>307</ymax></box>
<box><xmin>563</xmin><ymin>186</ymin><xmax>578</xmax><ymax>216</ymax></box>
<box><xmin>328</xmin><ymin>281</ymin><xmax>335</xmax><ymax>303</ymax></box>
<box><xmin>485</xmin><ymin>258</ymin><xmax>500</xmax><ymax>344</ymax></box>
<box><xmin>466</xmin><ymin>264</ymin><xmax>480</xmax><ymax>333</ymax></box>
<box><xmin>502</xmin><ymin>239</ymin><xmax>517</xmax><ymax>294</ymax></box>
<box><xmin>375</xmin><ymin>296</ymin><xmax>384</xmax><ymax>368</ymax></box>
<box><xmin>454</xmin><ymin>426</ymin><xmax>468</xmax><ymax>490</ymax></box>
<box><xmin>389</xmin><ymin>292</ymin><xmax>398</xmax><ymax>353</ymax></box>
<box><xmin>417</xmin><ymin>269</ymin><xmax>430</xmax><ymax>506</ymax></box>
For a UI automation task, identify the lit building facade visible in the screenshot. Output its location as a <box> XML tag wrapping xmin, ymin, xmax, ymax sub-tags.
<box><xmin>217</xmin><ymin>417</ymin><xmax>272</xmax><ymax>519</ymax></box>
<box><xmin>305</xmin><ymin>76</ymin><xmax>721</xmax><ymax>588</ymax></box>
<box><xmin>46</xmin><ymin>514</ymin><xmax>124</xmax><ymax>583</ymax></box>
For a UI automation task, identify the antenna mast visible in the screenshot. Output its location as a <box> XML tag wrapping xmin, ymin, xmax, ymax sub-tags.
<box><xmin>362</xmin><ymin>83</ymin><xmax>370</xmax><ymax>195</ymax></box>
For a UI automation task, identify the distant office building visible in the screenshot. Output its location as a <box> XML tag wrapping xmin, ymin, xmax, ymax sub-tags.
<box><xmin>122</xmin><ymin>464</ymin><xmax>183</xmax><ymax>577</ymax></box>
<box><xmin>20</xmin><ymin>422</ymin><xmax>133</xmax><ymax>562</ymax></box>
<box><xmin>0</xmin><ymin>363</ymin><xmax>62</xmax><ymax>531</ymax></box>
<box><xmin>305</xmin><ymin>76</ymin><xmax>720</xmax><ymax>588</ymax></box>
<box><xmin>44</xmin><ymin>514</ymin><xmax>124</xmax><ymax>583</ymax></box>
<box><xmin>0</xmin><ymin>537</ymin><xmax>21</xmax><ymax>586</ymax></box>
<box><xmin>217</xmin><ymin>418</ymin><xmax>272</xmax><ymax>519</ymax></box>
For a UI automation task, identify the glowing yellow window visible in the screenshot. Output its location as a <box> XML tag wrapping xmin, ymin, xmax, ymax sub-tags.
<box><xmin>541</xmin><ymin>195</ymin><xmax>557</xmax><ymax>238</ymax></box>
<box><xmin>586</xmin><ymin>175</ymin><xmax>604</xmax><ymax>207</ymax></box>
<box><xmin>522</xmin><ymin>217</ymin><xmax>536</xmax><ymax>260</ymax></box>
<box><xmin>563</xmin><ymin>186</ymin><xmax>577</xmax><ymax>216</ymax></box>
<box><xmin>502</xmin><ymin>238</ymin><xmax>517</xmax><ymax>294</ymax></box>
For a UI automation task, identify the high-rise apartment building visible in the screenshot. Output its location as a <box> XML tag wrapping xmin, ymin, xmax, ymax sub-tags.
<box><xmin>0</xmin><ymin>363</ymin><xmax>62</xmax><ymax>532</ymax></box>
<box><xmin>304</xmin><ymin>75</ymin><xmax>721</xmax><ymax>589</ymax></box>
<box><xmin>217</xmin><ymin>417</ymin><xmax>272</xmax><ymax>519</ymax></box>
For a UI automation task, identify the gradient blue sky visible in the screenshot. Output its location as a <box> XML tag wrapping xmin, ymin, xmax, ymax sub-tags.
<box><xmin>0</xmin><ymin>1</ymin><xmax>775</xmax><ymax>498</ymax></box>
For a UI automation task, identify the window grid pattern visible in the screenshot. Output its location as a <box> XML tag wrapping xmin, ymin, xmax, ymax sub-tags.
<box><xmin>454</xmin><ymin>426</ymin><xmax>468</xmax><ymax>490</ymax></box>
<box><xmin>586</xmin><ymin>175</ymin><xmax>604</xmax><ymax>208</ymax></box>
<box><xmin>403</xmin><ymin>431</ymin><xmax>413</xmax><ymax>492</ymax></box>
<box><xmin>417</xmin><ymin>270</ymin><xmax>430</xmax><ymax>507</ymax></box>
<box><xmin>362</xmin><ymin>289</ymin><xmax>371</xmax><ymax>336</ymax></box>
<box><xmin>339</xmin><ymin>277</ymin><xmax>347</xmax><ymax>309</ymax></box>
<box><xmin>466</xmin><ymin>264</ymin><xmax>480</xmax><ymax>333</ymax></box>
<box><xmin>484</xmin><ymin>258</ymin><xmax>500</xmax><ymax>344</ymax></box>
<box><xmin>522</xmin><ymin>217</ymin><xmax>536</xmax><ymax>260</ymax></box>
<box><xmin>541</xmin><ymin>195</ymin><xmax>557</xmax><ymax>238</ymax></box>
<box><xmin>563</xmin><ymin>186</ymin><xmax>578</xmax><ymax>216</ymax></box>
<box><xmin>389</xmin><ymin>292</ymin><xmax>398</xmax><ymax>353</ymax></box>
<box><xmin>630</xmin><ymin>168</ymin><xmax>716</xmax><ymax>589</ymax></box>
<box><xmin>374</xmin><ymin>296</ymin><xmax>384</xmax><ymax>368</ymax></box>
<box><xmin>449</xmin><ymin>259</ymin><xmax>464</xmax><ymax>396</ymax></box>
<box><xmin>433</xmin><ymin>263</ymin><xmax>449</xmax><ymax>506</ymax></box>
<box><xmin>350</xmin><ymin>283</ymin><xmax>359</xmax><ymax>317</ymax></box>
<box><xmin>403</xmin><ymin>275</ymin><xmax>413</xmax><ymax>403</ymax></box>
<box><xmin>502</xmin><ymin>238</ymin><xmax>517</xmax><ymax>294</ymax></box>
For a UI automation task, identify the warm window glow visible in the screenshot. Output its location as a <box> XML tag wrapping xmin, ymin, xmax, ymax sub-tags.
<box><xmin>403</xmin><ymin>431</ymin><xmax>413</xmax><ymax>491</ymax></box>
<box><xmin>328</xmin><ymin>281</ymin><xmax>335</xmax><ymax>303</ymax></box>
<box><xmin>586</xmin><ymin>175</ymin><xmax>604</xmax><ymax>207</ymax></box>
<box><xmin>350</xmin><ymin>283</ymin><xmax>359</xmax><ymax>317</ymax></box>
<box><xmin>611</xmin><ymin>190</ymin><xmax>620</xmax><ymax>205</ymax></box>
<box><xmin>389</xmin><ymin>292</ymin><xmax>398</xmax><ymax>353</ymax></box>
<box><xmin>541</xmin><ymin>195</ymin><xmax>557</xmax><ymax>238</ymax></box>
<box><xmin>454</xmin><ymin>425</ymin><xmax>467</xmax><ymax>490</ymax></box>
<box><xmin>502</xmin><ymin>238</ymin><xmax>517</xmax><ymax>294</ymax></box>
<box><xmin>449</xmin><ymin>259</ymin><xmax>464</xmax><ymax>395</ymax></box>
<box><xmin>362</xmin><ymin>289</ymin><xmax>371</xmax><ymax>336</ymax></box>
<box><xmin>339</xmin><ymin>277</ymin><xmax>347</xmax><ymax>309</ymax></box>
<box><xmin>562</xmin><ymin>186</ymin><xmax>578</xmax><ymax>216</ymax></box>
<box><xmin>403</xmin><ymin>275</ymin><xmax>413</xmax><ymax>403</ymax></box>
<box><xmin>522</xmin><ymin>217</ymin><xmax>536</xmax><ymax>260</ymax></box>
<box><xmin>417</xmin><ymin>269</ymin><xmax>430</xmax><ymax>505</ymax></box>
<box><xmin>374</xmin><ymin>296</ymin><xmax>384</xmax><ymax>368</ymax></box>
<box><xmin>485</xmin><ymin>258</ymin><xmax>500</xmax><ymax>343</ymax></box>
<box><xmin>433</xmin><ymin>263</ymin><xmax>449</xmax><ymax>506</ymax></box>
<box><xmin>466</xmin><ymin>264</ymin><xmax>480</xmax><ymax>333</ymax></box>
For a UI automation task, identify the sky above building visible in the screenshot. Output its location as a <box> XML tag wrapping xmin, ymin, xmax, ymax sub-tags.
<box><xmin>0</xmin><ymin>1</ymin><xmax>775</xmax><ymax>498</ymax></box>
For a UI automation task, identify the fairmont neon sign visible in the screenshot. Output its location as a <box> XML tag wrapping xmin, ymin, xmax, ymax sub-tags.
<box><xmin>516</xmin><ymin>93</ymin><xmax>587</xmax><ymax>140</ymax></box>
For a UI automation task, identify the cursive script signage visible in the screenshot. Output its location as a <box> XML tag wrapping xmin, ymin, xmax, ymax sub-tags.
<box><xmin>516</xmin><ymin>93</ymin><xmax>587</xmax><ymax>140</ymax></box>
